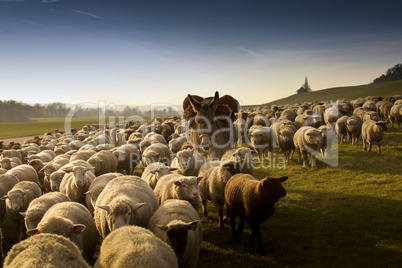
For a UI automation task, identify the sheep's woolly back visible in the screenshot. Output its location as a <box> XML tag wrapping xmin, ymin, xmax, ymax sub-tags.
<box><xmin>24</xmin><ymin>192</ymin><xmax>70</xmax><ymax>230</ymax></box>
<box><xmin>362</xmin><ymin>120</ymin><xmax>387</xmax><ymax>142</ymax></box>
<box><xmin>94</xmin><ymin>176</ymin><xmax>158</xmax><ymax>238</ymax></box>
<box><xmin>3</xmin><ymin>233</ymin><xmax>90</xmax><ymax>268</ymax></box>
<box><xmin>95</xmin><ymin>225</ymin><xmax>178</xmax><ymax>268</ymax></box>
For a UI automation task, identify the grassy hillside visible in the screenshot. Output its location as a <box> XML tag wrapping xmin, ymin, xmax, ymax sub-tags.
<box><xmin>258</xmin><ymin>80</ymin><xmax>402</xmax><ymax>107</ymax></box>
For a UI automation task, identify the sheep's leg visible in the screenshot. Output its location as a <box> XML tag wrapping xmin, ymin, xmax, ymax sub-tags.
<box><xmin>236</xmin><ymin>216</ymin><xmax>245</xmax><ymax>241</ymax></box>
<box><xmin>368</xmin><ymin>141</ymin><xmax>372</xmax><ymax>152</ymax></box>
<box><xmin>378</xmin><ymin>143</ymin><xmax>381</xmax><ymax>154</ymax></box>
<box><xmin>227</xmin><ymin>209</ymin><xmax>238</xmax><ymax>242</ymax></box>
<box><xmin>363</xmin><ymin>139</ymin><xmax>367</xmax><ymax>151</ymax></box>
<box><xmin>249</xmin><ymin>224</ymin><xmax>266</xmax><ymax>255</ymax></box>
<box><xmin>201</xmin><ymin>198</ymin><xmax>208</xmax><ymax>218</ymax></box>
<box><xmin>218</xmin><ymin>208</ymin><xmax>224</xmax><ymax>229</ymax></box>
<box><xmin>302</xmin><ymin>151</ymin><xmax>308</xmax><ymax>168</ymax></box>
<box><xmin>311</xmin><ymin>156</ymin><xmax>316</xmax><ymax>167</ymax></box>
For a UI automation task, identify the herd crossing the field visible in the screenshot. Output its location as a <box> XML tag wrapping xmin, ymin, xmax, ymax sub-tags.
<box><xmin>0</xmin><ymin>92</ymin><xmax>401</xmax><ymax>267</ymax></box>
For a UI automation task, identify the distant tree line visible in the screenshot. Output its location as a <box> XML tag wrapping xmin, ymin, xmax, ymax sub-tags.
<box><xmin>0</xmin><ymin>100</ymin><xmax>180</xmax><ymax>123</ymax></box>
<box><xmin>373</xmin><ymin>63</ymin><xmax>402</xmax><ymax>83</ymax></box>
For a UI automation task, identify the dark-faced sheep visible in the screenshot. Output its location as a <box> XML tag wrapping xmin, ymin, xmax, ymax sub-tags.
<box><xmin>225</xmin><ymin>174</ymin><xmax>288</xmax><ymax>255</ymax></box>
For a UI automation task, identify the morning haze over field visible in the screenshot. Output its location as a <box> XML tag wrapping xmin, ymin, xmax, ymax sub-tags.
<box><xmin>1</xmin><ymin>0</ymin><xmax>402</xmax><ymax>107</ymax></box>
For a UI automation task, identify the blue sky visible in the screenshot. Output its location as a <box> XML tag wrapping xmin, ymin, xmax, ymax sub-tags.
<box><xmin>1</xmin><ymin>0</ymin><xmax>401</xmax><ymax>106</ymax></box>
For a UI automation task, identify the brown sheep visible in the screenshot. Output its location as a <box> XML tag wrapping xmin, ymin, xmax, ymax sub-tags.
<box><xmin>225</xmin><ymin>174</ymin><xmax>288</xmax><ymax>255</ymax></box>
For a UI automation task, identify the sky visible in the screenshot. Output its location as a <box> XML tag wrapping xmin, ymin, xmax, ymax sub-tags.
<box><xmin>1</xmin><ymin>0</ymin><xmax>402</xmax><ymax>108</ymax></box>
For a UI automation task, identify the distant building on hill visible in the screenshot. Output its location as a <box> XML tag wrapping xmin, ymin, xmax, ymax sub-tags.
<box><xmin>297</xmin><ymin>76</ymin><xmax>312</xmax><ymax>94</ymax></box>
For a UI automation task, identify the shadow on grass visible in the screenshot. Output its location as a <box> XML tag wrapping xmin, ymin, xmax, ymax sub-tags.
<box><xmin>198</xmin><ymin>190</ymin><xmax>402</xmax><ymax>267</ymax></box>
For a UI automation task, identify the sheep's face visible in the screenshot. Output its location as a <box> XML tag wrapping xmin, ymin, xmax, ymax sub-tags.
<box><xmin>346</xmin><ymin>119</ymin><xmax>359</xmax><ymax>132</ymax></box>
<box><xmin>100</xmin><ymin>199</ymin><xmax>145</xmax><ymax>231</ymax></box>
<box><xmin>49</xmin><ymin>171</ymin><xmax>65</xmax><ymax>191</ymax></box>
<box><xmin>6</xmin><ymin>190</ymin><xmax>26</xmax><ymax>212</ymax></box>
<box><xmin>262</xmin><ymin>176</ymin><xmax>288</xmax><ymax>203</ymax></box>
<box><xmin>177</xmin><ymin>151</ymin><xmax>193</xmax><ymax>171</ymax></box>
<box><xmin>278</xmin><ymin>129</ymin><xmax>295</xmax><ymax>144</ymax></box>
<box><xmin>174</xmin><ymin>177</ymin><xmax>201</xmax><ymax>202</ymax></box>
<box><xmin>376</xmin><ymin>121</ymin><xmax>388</xmax><ymax>132</ymax></box>
<box><xmin>1</xmin><ymin>159</ymin><xmax>12</xmax><ymax>170</ymax></box>
<box><xmin>303</xmin><ymin>129</ymin><xmax>323</xmax><ymax>146</ymax></box>
<box><xmin>159</xmin><ymin>221</ymin><xmax>198</xmax><ymax>256</ymax></box>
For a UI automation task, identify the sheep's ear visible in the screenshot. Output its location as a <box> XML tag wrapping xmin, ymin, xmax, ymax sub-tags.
<box><xmin>187</xmin><ymin>220</ymin><xmax>199</xmax><ymax>231</ymax></box>
<box><xmin>174</xmin><ymin>180</ymin><xmax>181</xmax><ymax>186</ymax></box>
<box><xmin>84</xmin><ymin>191</ymin><xmax>91</xmax><ymax>196</ymax></box>
<box><xmin>84</xmin><ymin>167</ymin><xmax>93</xmax><ymax>172</ymax></box>
<box><xmin>196</xmin><ymin>176</ymin><xmax>203</xmax><ymax>182</ymax></box>
<box><xmin>150</xmin><ymin>168</ymin><xmax>158</xmax><ymax>174</ymax></box>
<box><xmin>0</xmin><ymin>195</ymin><xmax>9</xmax><ymax>200</ymax></box>
<box><xmin>280</xmin><ymin>176</ymin><xmax>288</xmax><ymax>183</ymax></box>
<box><xmin>73</xmin><ymin>224</ymin><xmax>86</xmax><ymax>234</ymax></box>
<box><xmin>26</xmin><ymin>229</ymin><xmax>39</xmax><ymax>236</ymax></box>
<box><xmin>169</xmin><ymin>167</ymin><xmax>178</xmax><ymax>172</ymax></box>
<box><xmin>22</xmin><ymin>189</ymin><xmax>30</xmax><ymax>195</ymax></box>
<box><xmin>97</xmin><ymin>205</ymin><xmax>110</xmax><ymax>212</ymax></box>
<box><xmin>157</xmin><ymin>224</ymin><xmax>169</xmax><ymax>232</ymax></box>
<box><xmin>38</xmin><ymin>167</ymin><xmax>45</xmax><ymax>173</ymax></box>
<box><xmin>63</xmin><ymin>166</ymin><xmax>74</xmax><ymax>173</ymax></box>
<box><xmin>19</xmin><ymin>212</ymin><xmax>27</xmax><ymax>217</ymax></box>
<box><xmin>133</xmin><ymin>202</ymin><xmax>146</xmax><ymax>211</ymax></box>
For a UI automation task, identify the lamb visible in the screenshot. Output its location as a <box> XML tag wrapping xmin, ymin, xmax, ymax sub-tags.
<box><xmin>142</xmin><ymin>143</ymin><xmax>172</xmax><ymax>167</ymax></box>
<box><xmin>3</xmin><ymin>233</ymin><xmax>91</xmax><ymax>268</ymax></box>
<box><xmin>221</xmin><ymin>147</ymin><xmax>254</xmax><ymax>175</ymax></box>
<box><xmin>60</xmin><ymin>165</ymin><xmax>95</xmax><ymax>205</ymax></box>
<box><xmin>198</xmin><ymin>159</ymin><xmax>245</xmax><ymax>228</ymax></box>
<box><xmin>87</xmin><ymin>150</ymin><xmax>118</xmax><ymax>176</ymax></box>
<box><xmin>5</xmin><ymin>164</ymin><xmax>39</xmax><ymax>184</ymax></box>
<box><xmin>0</xmin><ymin>174</ymin><xmax>19</xmax><ymax>226</ymax></box>
<box><xmin>154</xmin><ymin>174</ymin><xmax>202</xmax><ymax>212</ymax></box>
<box><xmin>22</xmin><ymin>191</ymin><xmax>70</xmax><ymax>231</ymax></box>
<box><xmin>141</xmin><ymin>162</ymin><xmax>177</xmax><ymax>190</ymax></box>
<box><xmin>224</xmin><ymin>173</ymin><xmax>288</xmax><ymax>255</ymax></box>
<box><xmin>362</xmin><ymin>120</ymin><xmax>388</xmax><ymax>153</ymax></box>
<box><xmin>335</xmin><ymin>115</ymin><xmax>349</xmax><ymax>144</ymax></box>
<box><xmin>94</xmin><ymin>175</ymin><xmax>159</xmax><ymax>238</ymax></box>
<box><xmin>26</xmin><ymin>201</ymin><xmax>98</xmax><ymax>262</ymax></box>
<box><xmin>0</xmin><ymin>157</ymin><xmax>22</xmax><ymax>170</ymax></box>
<box><xmin>293</xmin><ymin>126</ymin><xmax>323</xmax><ymax>167</ymax></box>
<box><xmin>389</xmin><ymin>104</ymin><xmax>402</xmax><ymax>128</ymax></box>
<box><xmin>171</xmin><ymin>148</ymin><xmax>206</xmax><ymax>176</ymax></box>
<box><xmin>111</xmin><ymin>144</ymin><xmax>141</xmax><ymax>175</ymax></box>
<box><xmin>85</xmin><ymin>172</ymin><xmax>123</xmax><ymax>215</ymax></box>
<box><xmin>1</xmin><ymin>181</ymin><xmax>42</xmax><ymax>241</ymax></box>
<box><xmin>148</xmin><ymin>199</ymin><xmax>202</xmax><ymax>268</ymax></box>
<box><xmin>248</xmin><ymin>126</ymin><xmax>275</xmax><ymax>162</ymax></box>
<box><xmin>94</xmin><ymin>225</ymin><xmax>178</xmax><ymax>268</ymax></box>
<box><xmin>275</xmin><ymin>125</ymin><xmax>297</xmax><ymax>163</ymax></box>
<box><xmin>345</xmin><ymin>115</ymin><xmax>363</xmax><ymax>145</ymax></box>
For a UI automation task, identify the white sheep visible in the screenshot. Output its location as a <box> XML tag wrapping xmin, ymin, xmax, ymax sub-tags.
<box><xmin>5</xmin><ymin>164</ymin><xmax>39</xmax><ymax>184</ymax></box>
<box><xmin>3</xmin><ymin>233</ymin><xmax>91</xmax><ymax>268</ymax></box>
<box><xmin>0</xmin><ymin>157</ymin><xmax>22</xmax><ymax>170</ymax></box>
<box><xmin>324</xmin><ymin>106</ymin><xmax>341</xmax><ymax>128</ymax></box>
<box><xmin>22</xmin><ymin>191</ymin><xmax>71</xmax><ymax>231</ymax></box>
<box><xmin>389</xmin><ymin>104</ymin><xmax>402</xmax><ymax>128</ymax></box>
<box><xmin>221</xmin><ymin>147</ymin><xmax>254</xmax><ymax>175</ymax></box>
<box><xmin>142</xmin><ymin>143</ymin><xmax>172</xmax><ymax>167</ymax></box>
<box><xmin>248</xmin><ymin>126</ymin><xmax>275</xmax><ymax>162</ymax></box>
<box><xmin>153</xmin><ymin>174</ymin><xmax>202</xmax><ymax>212</ymax></box>
<box><xmin>94</xmin><ymin>225</ymin><xmax>178</xmax><ymax>268</ymax></box>
<box><xmin>70</xmin><ymin>149</ymin><xmax>96</xmax><ymax>161</ymax></box>
<box><xmin>49</xmin><ymin>160</ymin><xmax>94</xmax><ymax>192</ymax></box>
<box><xmin>0</xmin><ymin>174</ymin><xmax>19</xmax><ymax>226</ymax></box>
<box><xmin>275</xmin><ymin>125</ymin><xmax>297</xmax><ymax>163</ymax></box>
<box><xmin>1</xmin><ymin>181</ymin><xmax>42</xmax><ymax>241</ymax></box>
<box><xmin>168</xmin><ymin>134</ymin><xmax>189</xmax><ymax>153</ymax></box>
<box><xmin>362</xmin><ymin>120</ymin><xmax>388</xmax><ymax>153</ymax></box>
<box><xmin>171</xmin><ymin>148</ymin><xmax>206</xmax><ymax>176</ymax></box>
<box><xmin>293</xmin><ymin>126</ymin><xmax>323</xmax><ymax>167</ymax></box>
<box><xmin>87</xmin><ymin>150</ymin><xmax>118</xmax><ymax>176</ymax></box>
<box><xmin>94</xmin><ymin>175</ymin><xmax>159</xmax><ymax>238</ymax></box>
<box><xmin>141</xmin><ymin>162</ymin><xmax>177</xmax><ymax>190</ymax></box>
<box><xmin>111</xmin><ymin>144</ymin><xmax>141</xmax><ymax>175</ymax></box>
<box><xmin>85</xmin><ymin>172</ymin><xmax>123</xmax><ymax>215</ymax></box>
<box><xmin>26</xmin><ymin>150</ymin><xmax>55</xmax><ymax>163</ymax></box>
<box><xmin>318</xmin><ymin>125</ymin><xmax>337</xmax><ymax>158</ymax></box>
<box><xmin>148</xmin><ymin>199</ymin><xmax>202</xmax><ymax>268</ymax></box>
<box><xmin>60</xmin><ymin>165</ymin><xmax>95</xmax><ymax>206</ymax></box>
<box><xmin>198</xmin><ymin>159</ymin><xmax>245</xmax><ymax>228</ymax></box>
<box><xmin>345</xmin><ymin>115</ymin><xmax>363</xmax><ymax>145</ymax></box>
<box><xmin>335</xmin><ymin>115</ymin><xmax>349</xmax><ymax>144</ymax></box>
<box><xmin>27</xmin><ymin>201</ymin><xmax>98</xmax><ymax>262</ymax></box>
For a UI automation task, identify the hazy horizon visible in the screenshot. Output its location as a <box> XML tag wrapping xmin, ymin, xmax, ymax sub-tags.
<box><xmin>1</xmin><ymin>0</ymin><xmax>401</xmax><ymax>106</ymax></box>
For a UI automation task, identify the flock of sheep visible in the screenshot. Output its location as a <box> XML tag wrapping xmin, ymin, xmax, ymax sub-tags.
<box><xmin>0</xmin><ymin>92</ymin><xmax>401</xmax><ymax>267</ymax></box>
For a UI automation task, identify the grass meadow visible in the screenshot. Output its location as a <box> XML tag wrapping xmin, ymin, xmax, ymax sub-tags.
<box><xmin>1</xmin><ymin>122</ymin><xmax>401</xmax><ymax>267</ymax></box>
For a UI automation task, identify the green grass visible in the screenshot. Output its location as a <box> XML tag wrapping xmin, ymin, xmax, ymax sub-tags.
<box><xmin>244</xmin><ymin>80</ymin><xmax>402</xmax><ymax>107</ymax></box>
<box><xmin>0</xmin><ymin>117</ymin><xmax>110</xmax><ymax>140</ymax></box>
<box><xmin>1</xmin><ymin>124</ymin><xmax>401</xmax><ymax>267</ymax></box>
